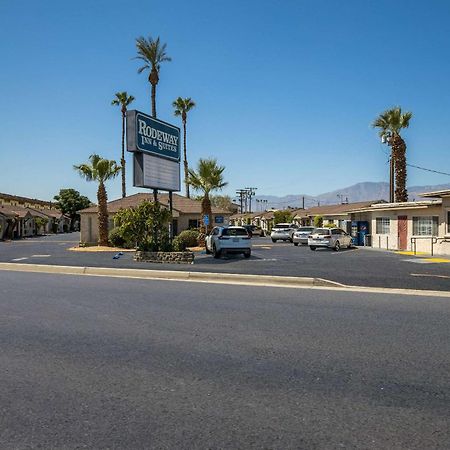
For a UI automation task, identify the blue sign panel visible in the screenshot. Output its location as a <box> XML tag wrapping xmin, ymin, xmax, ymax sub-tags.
<box><xmin>203</xmin><ymin>215</ymin><xmax>209</xmax><ymax>225</ymax></box>
<box><xmin>127</xmin><ymin>110</ymin><xmax>180</xmax><ymax>161</ymax></box>
<box><xmin>215</xmin><ymin>216</ymin><xmax>224</xmax><ymax>224</ymax></box>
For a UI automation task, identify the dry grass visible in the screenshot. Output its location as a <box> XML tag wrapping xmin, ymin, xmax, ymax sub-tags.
<box><xmin>68</xmin><ymin>246</ymin><xmax>135</xmax><ymax>253</ymax></box>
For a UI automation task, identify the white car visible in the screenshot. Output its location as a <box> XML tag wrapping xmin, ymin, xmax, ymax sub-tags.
<box><xmin>270</xmin><ymin>223</ymin><xmax>298</xmax><ymax>243</ymax></box>
<box><xmin>292</xmin><ymin>226</ymin><xmax>315</xmax><ymax>246</ymax></box>
<box><xmin>308</xmin><ymin>227</ymin><xmax>353</xmax><ymax>251</ymax></box>
<box><xmin>206</xmin><ymin>226</ymin><xmax>252</xmax><ymax>258</ymax></box>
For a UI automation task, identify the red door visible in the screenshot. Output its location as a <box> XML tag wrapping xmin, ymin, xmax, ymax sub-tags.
<box><xmin>398</xmin><ymin>216</ymin><xmax>408</xmax><ymax>250</ymax></box>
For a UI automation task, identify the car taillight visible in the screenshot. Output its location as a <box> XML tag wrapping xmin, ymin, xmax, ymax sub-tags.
<box><xmin>324</xmin><ymin>235</ymin><xmax>331</xmax><ymax>239</ymax></box>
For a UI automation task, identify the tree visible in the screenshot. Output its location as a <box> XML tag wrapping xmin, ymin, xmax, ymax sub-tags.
<box><xmin>34</xmin><ymin>217</ymin><xmax>48</xmax><ymax>235</ymax></box>
<box><xmin>54</xmin><ymin>188</ymin><xmax>91</xmax><ymax>230</ymax></box>
<box><xmin>187</xmin><ymin>158</ymin><xmax>228</xmax><ymax>231</ymax></box>
<box><xmin>273</xmin><ymin>210</ymin><xmax>293</xmax><ymax>225</ymax></box>
<box><xmin>314</xmin><ymin>215</ymin><xmax>323</xmax><ymax>228</ymax></box>
<box><xmin>114</xmin><ymin>200</ymin><xmax>172</xmax><ymax>251</ymax></box>
<box><xmin>73</xmin><ymin>155</ymin><xmax>121</xmax><ymax>246</ymax></box>
<box><xmin>135</xmin><ymin>36</ymin><xmax>171</xmax><ymax>118</ymax></box>
<box><xmin>210</xmin><ymin>195</ymin><xmax>236</xmax><ymax>212</ymax></box>
<box><xmin>372</xmin><ymin>107</ymin><xmax>412</xmax><ymax>202</ymax></box>
<box><xmin>173</xmin><ymin>97</ymin><xmax>196</xmax><ymax>198</ymax></box>
<box><xmin>112</xmin><ymin>92</ymin><xmax>135</xmax><ymax>198</ymax></box>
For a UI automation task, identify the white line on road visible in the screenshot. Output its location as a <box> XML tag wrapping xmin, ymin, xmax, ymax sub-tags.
<box><xmin>11</xmin><ymin>257</ymin><xmax>29</xmax><ymax>261</ymax></box>
<box><xmin>31</xmin><ymin>255</ymin><xmax>51</xmax><ymax>258</ymax></box>
<box><xmin>411</xmin><ymin>273</ymin><xmax>450</xmax><ymax>279</ymax></box>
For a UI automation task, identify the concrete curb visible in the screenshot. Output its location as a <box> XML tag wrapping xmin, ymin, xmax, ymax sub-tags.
<box><xmin>0</xmin><ymin>262</ymin><xmax>449</xmax><ymax>298</ymax></box>
<box><xmin>0</xmin><ymin>262</ymin><xmax>341</xmax><ymax>288</ymax></box>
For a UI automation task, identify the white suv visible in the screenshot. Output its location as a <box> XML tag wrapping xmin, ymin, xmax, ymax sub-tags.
<box><xmin>206</xmin><ymin>226</ymin><xmax>252</xmax><ymax>258</ymax></box>
<box><xmin>270</xmin><ymin>223</ymin><xmax>298</xmax><ymax>243</ymax></box>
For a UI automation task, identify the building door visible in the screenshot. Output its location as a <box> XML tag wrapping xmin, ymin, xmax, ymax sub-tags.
<box><xmin>398</xmin><ymin>215</ymin><xmax>408</xmax><ymax>250</ymax></box>
<box><xmin>172</xmin><ymin>219</ymin><xmax>178</xmax><ymax>236</ymax></box>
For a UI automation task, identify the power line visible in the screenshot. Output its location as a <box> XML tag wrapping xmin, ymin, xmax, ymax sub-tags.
<box><xmin>406</xmin><ymin>163</ymin><xmax>450</xmax><ymax>177</ymax></box>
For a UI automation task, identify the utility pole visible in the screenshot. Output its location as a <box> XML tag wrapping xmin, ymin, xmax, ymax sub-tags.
<box><xmin>236</xmin><ymin>189</ymin><xmax>246</xmax><ymax>213</ymax></box>
<box><xmin>245</xmin><ymin>187</ymin><xmax>257</xmax><ymax>213</ymax></box>
<box><xmin>302</xmin><ymin>196</ymin><xmax>305</xmax><ymax>209</ymax></box>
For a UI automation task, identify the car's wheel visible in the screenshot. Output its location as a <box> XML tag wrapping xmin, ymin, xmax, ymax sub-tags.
<box><xmin>213</xmin><ymin>244</ymin><xmax>221</xmax><ymax>259</ymax></box>
<box><xmin>260</xmin><ymin>231</ymin><xmax>265</xmax><ymax>237</ymax></box>
<box><xmin>272</xmin><ymin>239</ymin><xmax>276</xmax><ymax>243</ymax></box>
<box><xmin>310</xmin><ymin>246</ymin><xmax>316</xmax><ymax>251</ymax></box>
<box><xmin>289</xmin><ymin>238</ymin><xmax>293</xmax><ymax>243</ymax></box>
<box><xmin>244</xmin><ymin>250</ymin><xmax>251</xmax><ymax>258</ymax></box>
<box><xmin>334</xmin><ymin>241</ymin><xmax>341</xmax><ymax>252</ymax></box>
<box><xmin>293</xmin><ymin>242</ymin><xmax>299</xmax><ymax>246</ymax></box>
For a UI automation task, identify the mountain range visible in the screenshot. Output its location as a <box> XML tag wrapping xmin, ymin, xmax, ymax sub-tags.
<box><xmin>253</xmin><ymin>182</ymin><xmax>450</xmax><ymax>210</ymax></box>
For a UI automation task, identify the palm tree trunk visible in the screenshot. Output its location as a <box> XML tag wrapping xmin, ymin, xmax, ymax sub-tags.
<box><xmin>97</xmin><ymin>181</ymin><xmax>109</xmax><ymax>246</ymax></box>
<box><xmin>151</xmin><ymin>83</ymin><xmax>156</xmax><ymax>118</ymax></box>
<box><xmin>183</xmin><ymin>120</ymin><xmax>190</xmax><ymax>198</ymax></box>
<box><xmin>201</xmin><ymin>193</ymin><xmax>212</xmax><ymax>234</ymax></box>
<box><xmin>121</xmin><ymin>112</ymin><xmax>126</xmax><ymax>198</ymax></box>
<box><xmin>392</xmin><ymin>135</ymin><xmax>408</xmax><ymax>202</ymax></box>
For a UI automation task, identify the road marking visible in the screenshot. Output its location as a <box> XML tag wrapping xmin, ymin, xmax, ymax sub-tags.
<box><xmin>396</xmin><ymin>251</ymin><xmax>427</xmax><ymax>256</ymax></box>
<box><xmin>422</xmin><ymin>258</ymin><xmax>450</xmax><ymax>263</ymax></box>
<box><xmin>31</xmin><ymin>255</ymin><xmax>51</xmax><ymax>258</ymax></box>
<box><xmin>411</xmin><ymin>273</ymin><xmax>450</xmax><ymax>279</ymax></box>
<box><xmin>402</xmin><ymin>258</ymin><xmax>435</xmax><ymax>264</ymax></box>
<box><xmin>11</xmin><ymin>257</ymin><xmax>29</xmax><ymax>261</ymax></box>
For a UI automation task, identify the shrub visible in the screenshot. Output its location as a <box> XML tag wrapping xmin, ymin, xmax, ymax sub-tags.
<box><xmin>172</xmin><ymin>229</ymin><xmax>199</xmax><ymax>251</ymax></box>
<box><xmin>313</xmin><ymin>215</ymin><xmax>323</xmax><ymax>227</ymax></box>
<box><xmin>109</xmin><ymin>228</ymin><xmax>127</xmax><ymax>248</ymax></box>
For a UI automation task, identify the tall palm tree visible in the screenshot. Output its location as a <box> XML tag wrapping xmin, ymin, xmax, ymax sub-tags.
<box><xmin>112</xmin><ymin>92</ymin><xmax>135</xmax><ymax>198</ymax></box>
<box><xmin>74</xmin><ymin>154</ymin><xmax>121</xmax><ymax>246</ymax></box>
<box><xmin>373</xmin><ymin>107</ymin><xmax>412</xmax><ymax>202</ymax></box>
<box><xmin>187</xmin><ymin>158</ymin><xmax>228</xmax><ymax>231</ymax></box>
<box><xmin>173</xmin><ymin>97</ymin><xmax>196</xmax><ymax>199</ymax></box>
<box><xmin>135</xmin><ymin>36</ymin><xmax>171</xmax><ymax>118</ymax></box>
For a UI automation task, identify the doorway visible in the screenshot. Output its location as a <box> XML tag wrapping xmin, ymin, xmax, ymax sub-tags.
<box><xmin>398</xmin><ymin>216</ymin><xmax>408</xmax><ymax>250</ymax></box>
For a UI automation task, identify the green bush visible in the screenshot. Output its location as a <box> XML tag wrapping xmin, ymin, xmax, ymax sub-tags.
<box><xmin>109</xmin><ymin>228</ymin><xmax>128</xmax><ymax>248</ymax></box>
<box><xmin>172</xmin><ymin>229</ymin><xmax>199</xmax><ymax>251</ymax></box>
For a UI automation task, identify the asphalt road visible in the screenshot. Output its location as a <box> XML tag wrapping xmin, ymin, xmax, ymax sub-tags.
<box><xmin>1</xmin><ymin>233</ymin><xmax>450</xmax><ymax>291</ymax></box>
<box><xmin>0</xmin><ymin>271</ymin><xmax>449</xmax><ymax>449</ymax></box>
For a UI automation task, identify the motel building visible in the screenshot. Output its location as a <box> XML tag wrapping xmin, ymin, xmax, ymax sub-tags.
<box><xmin>349</xmin><ymin>189</ymin><xmax>450</xmax><ymax>256</ymax></box>
<box><xmin>79</xmin><ymin>193</ymin><xmax>232</xmax><ymax>245</ymax></box>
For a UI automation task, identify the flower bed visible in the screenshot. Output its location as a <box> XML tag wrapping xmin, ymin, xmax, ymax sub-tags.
<box><xmin>134</xmin><ymin>251</ymin><xmax>194</xmax><ymax>264</ymax></box>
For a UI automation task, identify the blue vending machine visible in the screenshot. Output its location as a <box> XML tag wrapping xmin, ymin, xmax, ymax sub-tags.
<box><xmin>351</xmin><ymin>221</ymin><xmax>369</xmax><ymax>246</ymax></box>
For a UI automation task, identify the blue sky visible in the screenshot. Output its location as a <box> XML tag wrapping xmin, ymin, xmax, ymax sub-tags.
<box><xmin>1</xmin><ymin>0</ymin><xmax>450</xmax><ymax>202</ymax></box>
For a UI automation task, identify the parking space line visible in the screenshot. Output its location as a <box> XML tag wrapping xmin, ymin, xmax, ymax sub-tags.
<box><xmin>31</xmin><ymin>255</ymin><xmax>51</xmax><ymax>258</ymax></box>
<box><xmin>411</xmin><ymin>273</ymin><xmax>450</xmax><ymax>279</ymax></box>
<box><xmin>11</xmin><ymin>257</ymin><xmax>29</xmax><ymax>261</ymax></box>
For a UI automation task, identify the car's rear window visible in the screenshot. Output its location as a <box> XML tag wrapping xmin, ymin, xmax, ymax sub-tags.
<box><xmin>299</xmin><ymin>227</ymin><xmax>314</xmax><ymax>232</ymax></box>
<box><xmin>223</xmin><ymin>228</ymin><xmax>248</xmax><ymax>236</ymax></box>
<box><xmin>275</xmin><ymin>224</ymin><xmax>290</xmax><ymax>229</ymax></box>
<box><xmin>313</xmin><ymin>228</ymin><xmax>331</xmax><ymax>235</ymax></box>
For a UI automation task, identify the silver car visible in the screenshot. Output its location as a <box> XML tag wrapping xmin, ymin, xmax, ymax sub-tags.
<box><xmin>292</xmin><ymin>226</ymin><xmax>315</xmax><ymax>246</ymax></box>
<box><xmin>308</xmin><ymin>227</ymin><xmax>353</xmax><ymax>251</ymax></box>
<box><xmin>270</xmin><ymin>223</ymin><xmax>298</xmax><ymax>243</ymax></box>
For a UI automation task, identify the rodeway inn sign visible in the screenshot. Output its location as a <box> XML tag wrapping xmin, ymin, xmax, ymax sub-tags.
<box><xmin>126</xmin><ymin>110</ymin><xmax>181</xmax><ymax>192</ymax></box>
<box><xmin>126</xmin><ymin>110</ymin><xmax>180</xmax><ymax>161</ymax></box>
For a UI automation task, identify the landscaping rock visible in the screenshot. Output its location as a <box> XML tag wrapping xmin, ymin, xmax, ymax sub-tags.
<box><xmin>134</xmin><ymin>251</ymin><xmax>195</xmax><ymax>264</ymax></box>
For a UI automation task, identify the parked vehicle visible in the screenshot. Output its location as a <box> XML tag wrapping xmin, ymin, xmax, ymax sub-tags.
<box><xmin>242</xmin><ymin>224</ymin><xmax>265</xmax><ymax>237</ymax></box>
<box><xmin>308</xmin><ymin>227</ymin><xmax>353</xmax><ymax>251</ymax></box>
<box><xmin>206</xmin><ymin>226</ymin><xmax>252</xmax><ymax>258</ymax></box>
<box><xmin>270</xmin><ymin>223</ymin><xmax>298</xmax><ymax>243</ymax></box>
<box><xmin>292</xmin><ymin>226</ymin><xmax>315</xmax><ymax>246</ymax></box>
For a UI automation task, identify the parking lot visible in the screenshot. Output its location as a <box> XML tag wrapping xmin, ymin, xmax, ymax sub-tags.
<box><xmin>1</xmin><ymin>233</ymin><xmax>450</xmax><ymax>291</ymax></box>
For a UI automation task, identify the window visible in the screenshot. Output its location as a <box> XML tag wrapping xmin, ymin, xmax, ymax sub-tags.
<box><xmin>412</xmin><ymin>216</ymin><xmax>438</xmax><ymax>236</ymax></box>
<box><xmin>222</xmin><ymin>228</ymin><xmax>248</xmax><ymax>236</ymax></box>
<box><xmin>376</xmin><ymin>217</ymin><xmax>390</xmax><ymax>234</ymax></box>
<box><xmin>447</xmin><ymin>211</ymin><xmax>450</xmax><ymax>234</ymax></box>
<box><xmin>188</xmin><ymin>219</ymin><xmax>199</xmax><ymax>229</ymax></box>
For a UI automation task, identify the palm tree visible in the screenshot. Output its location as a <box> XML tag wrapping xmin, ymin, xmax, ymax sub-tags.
<box><xmin>74</xmin><ymin>154</ymin><xmax>121</xmax><ymax>246</ymax></box>
<box><xmin>187</xmin><ymin>158</ymin><xmax>228</xmax><ymax>231</ymax></box>
<box><xmin>135</xmin><ymin>36</ymin><xmax>171</xmax><ymax>118</ymax></box>
<box><xmin>112</xmin><ymin>92</ymin><xmax>135</xmax><ymax>198</ymax></box>
<box><xmin>173</xmin><ymin>97</ymin><xmax>196</xmax><ymax>199</ymax></box>
<box><xmin>372</xmin><ymin>107</ymin><xmax>412</xmax><ymax>202</ymax></box>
